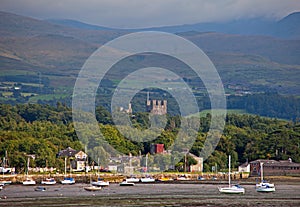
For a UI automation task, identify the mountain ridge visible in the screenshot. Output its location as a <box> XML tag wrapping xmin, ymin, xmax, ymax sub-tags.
<box><xmin>46</xmin><ymin>12</ymin><xmax>300</xmax><ymax>39</ymax></box>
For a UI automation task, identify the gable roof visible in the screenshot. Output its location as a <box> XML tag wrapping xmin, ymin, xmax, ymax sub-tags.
<box><xmin>58</xmin><ymin>147</ymin><xmax>78</xmax><ymax>157</ymax></box>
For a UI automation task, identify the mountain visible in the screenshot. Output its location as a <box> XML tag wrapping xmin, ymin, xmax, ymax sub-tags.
<box><xmin>47</xmin><ymin>19</ymin><xmax>116</xmax><ymax>31</ymax></box>
<box><xmin>0</xmin><ymin>11</ymin><xmax>299</xmax><ymax>98</ymax></box>
<box><xmin>47</xmin><ymin>12</ymin><xmax>300</xmax><ymax>39</ymax></box>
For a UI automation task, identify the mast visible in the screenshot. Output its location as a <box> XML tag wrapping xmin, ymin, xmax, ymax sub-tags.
<box><xmin>260</xmin><ymin>162</ymin><xmax>264</xmax><ymax>183</ymax></box>
<box><xmin>228</xmin><ymin>155</ymin><xmax>231</xmax><ymax>187</ymax></box>
<box><xmin>64</xmin><ymin>157</ymin><xmax>67</xmax><ymax>177</ymax></box>
<box><xmin>145</xmin><ymin>154</ymin><xmax>148</xmax><ymax>173</ymax></box>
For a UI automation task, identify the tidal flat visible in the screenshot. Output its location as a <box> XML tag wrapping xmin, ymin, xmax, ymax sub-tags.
<box><xmin>1</xmin><ymin>183</ymin><xmax>300</xmax><ymax>207</ymax></box>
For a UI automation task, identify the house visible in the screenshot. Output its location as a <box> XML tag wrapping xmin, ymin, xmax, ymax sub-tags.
<box><xmin>58</xmin><ymin>147</ymin><xmax>88</xmax><ymax>172</ymax></box>
<box><xmin>249</xmin><ymin>158</ymin><xmax>300</xmax><ymax>176</ymax></box>
<box><xmin>188</xmin><ymin>153</ymin><xmax>203</xmax><ymax>172</ymax></box>
<box><xmin>238</xmin><ymin>161</ymin><xmax>250</xmax><ymax>173</ymax></box>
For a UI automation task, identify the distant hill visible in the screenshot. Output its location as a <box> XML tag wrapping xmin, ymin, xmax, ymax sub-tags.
<box><xmin>0</xmin><ymin>11</ymin><xmax>299</xmax><ymax>97</ymax></box>
<box><xmin>47</xmin><ymin>12</ymin><xmax>300</xmax><ymax>39</ymax></box>
<box><xmin>47</xmin><ymin>19</ymin><xmax>116</xmax><ymax>31</ymax></box>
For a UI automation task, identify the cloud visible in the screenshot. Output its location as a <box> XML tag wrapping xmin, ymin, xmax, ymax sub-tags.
<box><xmin>1</xmin><ymin>0</ymin><xmax>300</xmax><ymax>28</ymax></box>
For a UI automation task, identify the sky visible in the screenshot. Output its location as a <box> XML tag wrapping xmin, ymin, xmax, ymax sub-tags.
<box><xmin>1</xmin><ymin>0</ymin><xmax>300</xmax><ymax>29</ymax></box>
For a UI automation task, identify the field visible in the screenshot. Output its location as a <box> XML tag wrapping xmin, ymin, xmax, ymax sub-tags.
<box><xmin>1</xmin><ymin>183</ymin><xmax>300</xmax><ymax>207</ymax></box>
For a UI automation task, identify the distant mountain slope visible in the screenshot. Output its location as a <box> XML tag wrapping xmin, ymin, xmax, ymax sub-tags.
<box><xmin>46</xmin><ymin>12</ymin><xmax>300</xmax><ymax>39</ymax></box>
<box><xmin>47</xmin><ymin>19</ymin><xmax>116</xmax><ymax>31</ymax></box>
<box><xmin>0</xmin><ymin>11</ymin><xmax>299</xmax><ymax>95</ymax></box>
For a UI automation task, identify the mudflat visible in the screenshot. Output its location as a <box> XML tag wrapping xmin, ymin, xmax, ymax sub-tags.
<box><xmin>1</xmin><ymin>183</ymin><xmax>300</xmax><ymax>207</ymax></box>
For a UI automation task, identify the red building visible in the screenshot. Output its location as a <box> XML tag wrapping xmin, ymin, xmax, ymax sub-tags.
<box><xmin>150</xmin><ymin>143</ymin><xmax>165</xmax><ymax>154</ymax></box>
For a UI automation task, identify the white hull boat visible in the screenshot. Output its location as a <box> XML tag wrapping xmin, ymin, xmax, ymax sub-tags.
<box><xmin>119</xmin><ymin>180</ymin><xmax>135</xmax><ymax>186</ymax></box>
<box><xmin>218</xmin><ymin>155</ymin><xmax>245</xmax><ymax>194</ymax></box>
<box><xmin>218</xmin><ymin>185</ymin><xmax>245</xmax><ymax>194</ymax></box>
<box><xmin>91</xmin><ymin>179</ymin><xmax>110</xmax><ymax>187</ymax></box>
<box><xmin>140</xmin><ymin>177</ymin><xmax>155</xmax><ymax>183</ymax></box>
<box><xmin>41</xmin><ymin>178</ymin><xmax>56</xmax><ymax>185</ymax></box>
<box><xmin>256</xmin><ymin>162</ymin><xmax>275</xmax><ymax>192</ymax></box>
<box><xmin>126</xmin><ymin>177</ymin><xmax>140</xmax><ymax>183</ymax></box>
<box><xmin>61</xmin><ymin>177</ymin><xmax>75</xmax><ymax>184</ymax></box>
<box><xmin>22</xmin><ymin>179</ymin><xmax>36</xmax><ymax>185</ymax></box>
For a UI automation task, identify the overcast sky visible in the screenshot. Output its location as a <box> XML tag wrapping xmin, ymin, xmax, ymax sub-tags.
<box><xmin>2</xmin><ymin>0</ymin><xmax>300</xmax><ymax>28</ymax></box>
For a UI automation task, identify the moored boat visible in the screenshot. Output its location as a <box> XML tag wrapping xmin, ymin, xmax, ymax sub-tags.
<box><xmin>119</xmin><ymin>180</ymin><xmax>135</xmax><ymax>186</ymax></box>
<box><xmin>91</xmin><ymin>178</ymin><xmax>110</xmax><ymax>187</ymax></box>
<box><xmin>126</xmin><ymin>177</ymin><xmax>140</xmax><ymax>183</ymax></box>
<box><xmin>256</xmin><ymin>162</ymin><xmax>275</xmax><ymax>192</ymax></box>
<box><xmin>41</xmin><ymin>178</ymin><xmax>56</xmax><ymax>185</ymax></box>
<box><xmin>22</xmin><ymin>178</ymin><xmax>36</xmax><ymax>185</ymax></box>
<box><xmin>84</xmin><ymin>185</ymin><xmax>102</xmax><ymax>191</ymax></box>
<box><xmin>61</xmin><ymin>177</ymin><xmax>75</xmax><ymax>184</ymax></box>
<box><xmin>140</xmin><ymin>176</ymin><xmax>155</xmax><ymax>183</ymax></box>
<box><xmin>218</xmin><ymin>155</ymin><xmax>245</xmax><ymax>194</ymax></box>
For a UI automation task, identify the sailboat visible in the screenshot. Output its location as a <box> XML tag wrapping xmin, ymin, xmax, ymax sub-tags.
<box><xmin>140</xmin><ymin>154</ymin><xmax>155</xmax><ymax>183</ymax></box>
<box><xmin>91</xmin><ymin>158</ymin><xmax>109</xmax><ymax>187</ymax></box>
<box><xmin>61</xmin><ymin>157</ymin><xmax>75</xmax><ymax>184</ymax></box>
<box><xmin>256</xmin><ymin>163</ymin><xmax>275</xmax><ymax>192</ymax></box>
<box><xmin>218</xmin><ymin>155</ymin><xmax>245</xmax><ymax>194</ymax></box>
<box><xmin>22</xmin><ymin>155</ymin><xmax>36</xmax><ymax>185</ymax></box>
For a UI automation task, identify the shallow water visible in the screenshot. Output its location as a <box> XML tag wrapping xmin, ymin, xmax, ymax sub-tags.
<box><xmin>1</xmin><ymin>183</ymin><xmax>300</xmax><ymax>206</ymax></box>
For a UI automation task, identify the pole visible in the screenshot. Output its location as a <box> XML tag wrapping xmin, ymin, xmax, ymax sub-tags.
<box><xmin>228</xmin><ymin>155</ymin><xmax>231</xmax><ymax>187</ymax></box>
<box><xmin>64</xmin><ymin>157</ymin><xmax>67</xmax><ymax>176</ymax></box>
<box><xmin>260</xmin><ymin>162</ymin><xmax>264</xmax><ymax>183</ymax></box>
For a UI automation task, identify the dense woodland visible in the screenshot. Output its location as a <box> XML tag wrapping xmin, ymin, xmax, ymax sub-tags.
<box><xmin>0</xmin><ymin>103</ymin><xmax>299</xmax><ymax>173</ymax></box>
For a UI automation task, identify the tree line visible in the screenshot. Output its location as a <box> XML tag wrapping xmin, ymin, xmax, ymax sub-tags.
<box><xmin>0</xmin><ymin>103</ymin><xmax>299</xmax><ymax>173</ymax></box>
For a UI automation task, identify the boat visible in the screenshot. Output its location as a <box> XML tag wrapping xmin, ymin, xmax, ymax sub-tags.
<box><xmin>0</xmin><ymin>184</ymin><xmax>3</xmax><ymax>191</ymax></box>
<box><xmin>158</xmin><ymin>177</ymin><xmax>174</xmax><ymax>182</ymax></box>
<box><xmin>119</xmin><ymin>180</ymin><xmax>135</xmax><ymax>186</ymax></box>
<box><xmin>61</xmin><ymin>157</ymin><xmax>76</xmax><ymax>184</ymax></box>
<box><xmin>256</xmin><ymin>162</ymin><xmax>275</xmax><ymax>192</ymax></box>
<box><xmin>61</xmin><ymin>177</ymin><xmax>75</xmax><ymax>185</ymax></box>
<box><xmin>218</xmin><ymin>155</ymin><xmax>245</xmax><ymax>194</ymax></box>
<box><xmin>84</xmin><ymin>185</ymin><xmax>102</xmax><ymax>191</ymax></box>
<box><xmin>22</xmin><ymin>155</ymin><xmax>36</xmax><ymax>185</ymax></box>
<box><xmin>176</xmin><ymin>175</ymin><xmax>190</xmax><ymax>181</ymax></box>
<box><xmin>34</xmin><ymin>186</ymin><xmax>46</xmax><ymax>191</ymax></box>
<box><xmin>140</xmin><ymin>154</ymin><xmax>155</xmax><ymax>183</ymax></box>
<box><xmin>41</xmin><ymin>178</ymin><xmax>56</xmax><ymax>185</ymax></box>
<box><xmin>0</xmin><ymin>180</ymin><xmax>12</xmax><ymax>185</ymax></box>
<box><xmin>126</xmin><ymin>177</ymin><xmax>140</xmax><ymax>183</ymax></box>
<box><xmin>22</xmin><ymin>178</ymin><xmax>36</xmax><ymax>185</ymax></box>
<box><xmin>91</xmin><ymin>178</ymin><xmax>110</xmax><ymax>187</ymax></box>
<box><xmin>140</xmin><ymin>176</ymin><xmax>155</xmax><ymax>183</ymax></box>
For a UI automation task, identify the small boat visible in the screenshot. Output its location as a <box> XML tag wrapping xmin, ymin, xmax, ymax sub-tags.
<box><xmin>0</xmin><ymin>184</ymin><xmax>3</xmax><ymax>191</ymax></box>
<box><xmin>41</xmin><ymin>178</ymin><xmax>56</xmax><ymax>185</ymax></box>
<box><xmin>22</xmin><ymin>178</ymin><xmax>36</xmax><ymax>185</ymax></box>
<box><xmin>84</xmin><ymin>185</ymin><xmax>102</xmax><ymax>191</ymax></box>
<box><xmin>158</xmin><ymin>177</ymin><xmax>174</xmax><ymax>182</ymax></box>
<box><xmin>140</xmin><ymin>176</ymin><xmax>155</xmax><ymax>183</ymax></box>
<box><xmin>256</xmin><ymin>163</ymin><xmax>275</xmax><ymax>192</ymax></box>
<box><xmin>126</xmin><ymin>177</ymin><xmax>140</xmax><ymax>183</ymax></box>
<box><xmin>119</xmin><ymin>180</ymin><xmax>135</xmax><ymax>186</ymax></box>
<box><xmin>256</xmin><ymin>185</ymin><xmax>276</xmax><ymax>192</ymax></box>
<box><xmin>0</xmin><ymin>180</ymin><xmax>12</xmax><ymax>185</ymax></box>
<box><xmin>91</xmin><ymin>178</ymin><xmax>110</xmax><ymax>187</ymax></box>
<box><xmin>218</xmin><ymin>155</ymin><xmax>245</xmax><ymax>194</ymax></box>
<box><xmin>34</xmin><ymin>186</ymin><xmax>46</xmax><ymax>191</ymax></box>
<box><xmin>176</xmin><ymin>175</ymin><xmax>190</xmax><ymax>181</ymax></box>
<box><xmin>61</xmin><ymin>177</ymin><xmax>75</xmax><ymax>185</ymax></box>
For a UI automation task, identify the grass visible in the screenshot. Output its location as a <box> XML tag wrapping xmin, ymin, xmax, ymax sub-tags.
<box><xmin>29</xmin><ymin>93</ymin><xmax>70</xmax><ymax>102</ymax></box>
<box><xmin>187</xmin><ymin>109</ymin><xmax>247</xmax><ymax>118</ymax></box>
